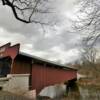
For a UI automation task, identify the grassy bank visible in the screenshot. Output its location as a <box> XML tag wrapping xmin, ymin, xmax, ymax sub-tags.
<box><xmin>77</xmin><ymin>77</ymin><xmax>100</xmax><ymax>87</ymax></box>
<box><xmin>0</xmin><ymin>91</ymin><xmax>33</xmax><ymax>100</ymax></box>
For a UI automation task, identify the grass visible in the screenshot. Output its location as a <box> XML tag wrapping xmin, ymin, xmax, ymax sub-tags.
<box><xmin>0</xmin><ymin>91</ymin><xmax>33</xmax><ymax>100</ymax></box>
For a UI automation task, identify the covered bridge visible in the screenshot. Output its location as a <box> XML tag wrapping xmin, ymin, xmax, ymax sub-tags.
<box><xmin>0</xmin><ymin>43</ymin><xmax>77</xmax><ymax>93</ymax></box>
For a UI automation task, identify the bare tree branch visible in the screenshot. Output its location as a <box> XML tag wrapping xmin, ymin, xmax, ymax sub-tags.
<box><xmin>74</xmin><ymin>0</ymin><xmax>100</xmax><ymax>49</ymax></box>
<box><xmin>1</xmin><ymin>0</ymin><xmax>53</xmax><ymax>24</ymax></box>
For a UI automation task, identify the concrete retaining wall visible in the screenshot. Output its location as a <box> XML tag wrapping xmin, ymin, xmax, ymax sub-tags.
<box><xmin>1</xmin><ymin>74</ymin><xmax>30</xmax><ymax>94</ymax></box>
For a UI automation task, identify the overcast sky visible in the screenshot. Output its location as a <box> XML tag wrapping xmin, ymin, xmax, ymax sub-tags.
<box><xmin>0</xmin><ymin>0</ymin><xmax>82</xmax><ymax>64</ymax></box>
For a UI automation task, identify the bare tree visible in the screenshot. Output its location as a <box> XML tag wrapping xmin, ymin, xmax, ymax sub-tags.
<box><xmin>81</xmin><ymin>44</ymin><xmax>97</xmax><ymax>64</ymax></box>
<box><xmin>72</xmin><ymin>0</ymin><xmax>100</xmax><ymax>76</ymax></box>
<box><xmin>74</xmin><ymin>0</ymin><xmax>100</xmax><ymax>48</ymax></box>
<box><xmin>1</xmin><ymin>0</ymin><xmax>54</xmax><ymax>24</ymax></box>
<box><xmin>73</xmin><ymin>0</ymin><xmax>100</xmax><ymax>65</ymax></box>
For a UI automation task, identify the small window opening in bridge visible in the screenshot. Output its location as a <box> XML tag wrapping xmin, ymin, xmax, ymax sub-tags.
<box><xmin>0</xmin><ymin>57</ymin><xmax>12</xmax><ymax>77</ymax></box>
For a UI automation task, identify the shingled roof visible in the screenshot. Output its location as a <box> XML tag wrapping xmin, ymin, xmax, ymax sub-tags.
<box><xmin>19</xmin><ymin>52</ymin><xmax>77</xmax><ymax>71</ymax></box>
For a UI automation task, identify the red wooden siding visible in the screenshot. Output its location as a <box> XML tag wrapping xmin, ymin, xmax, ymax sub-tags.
<box><xmin>0</xmin><ymin>43</ymin><xmax>19</xmax><ymax>59</ymax></box>
<box><xmin>11</xmin><ymin>55</ymin><xmax>31</xmax><ymax>74</ymax></box>
<box><xmin>32</xmin><ymin>63</ymin><xmax>77</xmax><ymax>93</ymax></box>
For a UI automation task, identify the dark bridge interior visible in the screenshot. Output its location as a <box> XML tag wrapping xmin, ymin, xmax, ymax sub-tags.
<box><xmin>0</xmin><ymin>57</ymin><xmax>12</xmax><ymax>77</ymax></box>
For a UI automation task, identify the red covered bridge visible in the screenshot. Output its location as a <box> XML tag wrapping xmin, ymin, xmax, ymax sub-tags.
<box><xmin>0</xmin><ymin>43</ymin><xmax>77</xmax><ymax>93</ymax></box>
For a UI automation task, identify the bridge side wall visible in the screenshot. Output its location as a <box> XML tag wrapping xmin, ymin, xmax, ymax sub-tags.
<box><xmin>11</xmin><ymin>55</ymin><xmax>31</xmax><ymax>74</ymax></box>
<box><xmin>11</xmin><ymin>55</ymin><xmax>77</xmax><ymax>94</ymax></box>
<box><xmin>32</xmin><ymin>63</ymin><xmax>77</xmax><ymax>93</ymax></box>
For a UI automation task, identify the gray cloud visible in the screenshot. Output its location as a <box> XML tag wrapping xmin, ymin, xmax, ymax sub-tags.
<box><xmin>33</xmin><ymin>26</ymin><xmax>82</xmax><ymax>51</ymax></box>
<box><xmin>0</xmin><ymin>0</ymin><xmax>81</xmax><ymax>64</ymax></box>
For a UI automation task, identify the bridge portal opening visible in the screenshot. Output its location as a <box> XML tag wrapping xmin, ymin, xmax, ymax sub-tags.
<box><xmin>0</xmin><ymin>56</ymin><xmax>12</xmax><ymax>77</ymax></box>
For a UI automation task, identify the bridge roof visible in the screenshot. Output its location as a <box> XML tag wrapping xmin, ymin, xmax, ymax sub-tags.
<box><xmin>19</xmin><ymin>52</ymin><xmax>77</xmax><ymax>71</ymax></box>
